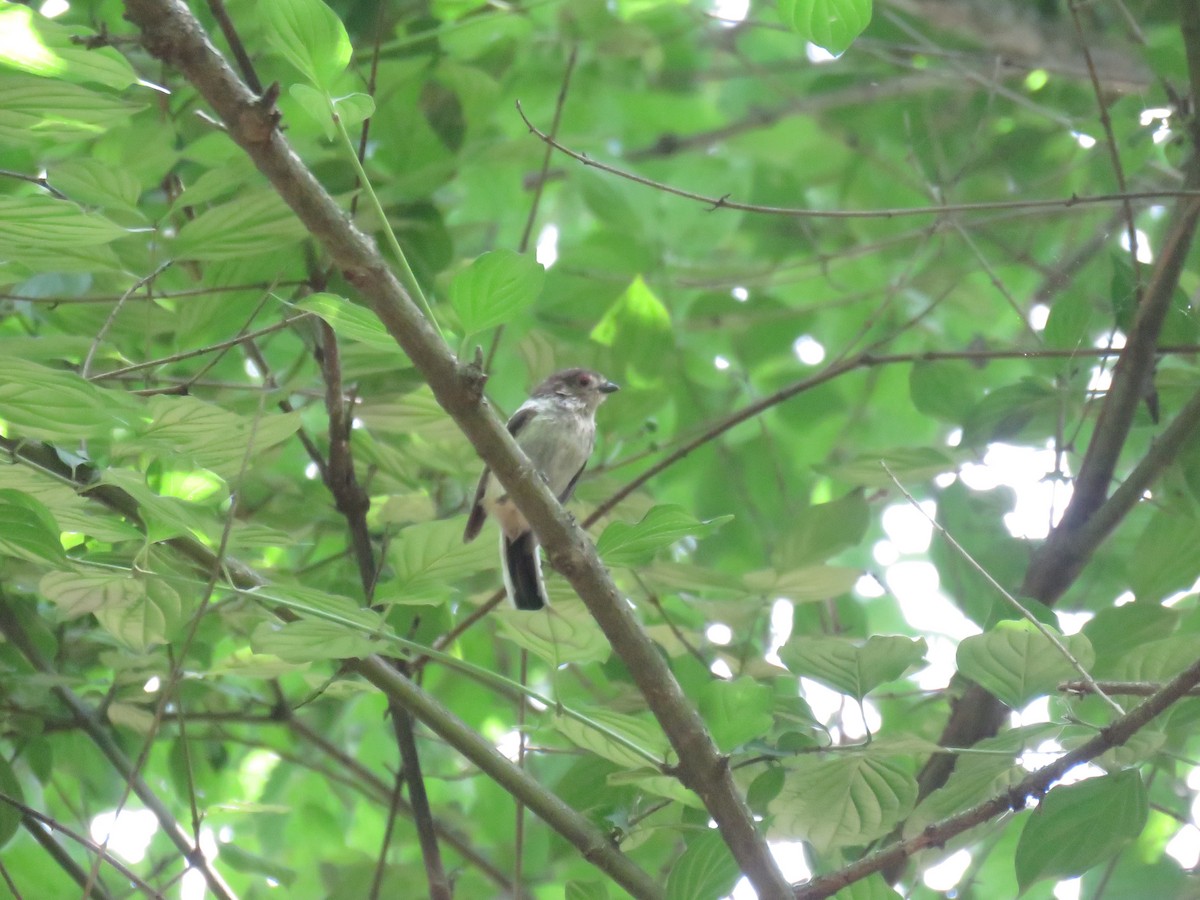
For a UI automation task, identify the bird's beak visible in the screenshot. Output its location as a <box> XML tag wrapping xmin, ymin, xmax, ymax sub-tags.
<box><xmin>600</xmin><ymin>380</ymin><xmax>620</xmax><ymax>394</ymax></box>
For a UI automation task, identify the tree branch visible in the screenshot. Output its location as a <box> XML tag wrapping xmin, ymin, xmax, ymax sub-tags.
<box><xmin>120</xmin><ymin>1</ymin><xmax>789</xmax><ymax>894</ymax></box>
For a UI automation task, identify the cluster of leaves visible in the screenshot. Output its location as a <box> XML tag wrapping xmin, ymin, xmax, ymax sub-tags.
<box><xmin>0</xmin><ymin>0</ymin><xmax>1199</xmax><ymax>898</ymax></box>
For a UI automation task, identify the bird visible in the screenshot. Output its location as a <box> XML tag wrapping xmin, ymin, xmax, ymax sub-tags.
<box><xmin>463</xmin><ymin>368</ymin><xmax>619</xmax><ymax>610</ymax></box>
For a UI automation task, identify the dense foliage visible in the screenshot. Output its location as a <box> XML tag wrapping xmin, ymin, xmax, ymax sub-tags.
<box><xmin>0</xmin><ymin>0</ymin><xmax>1198</xmax><ymax>897</ymax></box>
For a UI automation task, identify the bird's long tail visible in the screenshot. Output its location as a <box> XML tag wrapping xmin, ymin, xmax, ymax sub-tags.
<box><xmin>502</xmin><ymin>531</ymin><xmax>548</xmax><ymax>611</ymax></box>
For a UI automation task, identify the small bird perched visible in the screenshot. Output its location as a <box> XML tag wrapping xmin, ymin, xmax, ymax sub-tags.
<box><xmin>463</xmin><ymin>368</ymin><xmax>619</xmax><ymax>610</ymax></box>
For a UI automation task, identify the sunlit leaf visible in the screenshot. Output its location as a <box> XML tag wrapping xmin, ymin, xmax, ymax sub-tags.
<box><xmin>956</xmin><ymin>621</ymin><xmax>1095</xmax><ymax>709</ymax></box>
<box><xmin>450</xmin><ymin>249</ymin><xmax>544</xmax><ymax>335</ymax></box>
<box><xmin>597</xmin><ymin>504</ymin><xmax>732</xmax><ymax>566</ymax></box>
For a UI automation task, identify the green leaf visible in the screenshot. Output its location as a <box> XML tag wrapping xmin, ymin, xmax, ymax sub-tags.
<box><xmin>779</xmin><ymin>635</ymin><xmax>927</xmax><ymax>700</ymax></box>
<box><xmin>553</xmin><ymin>708</ymin><xmax>672</xmax><ymax>769</ymax></box>
<box><xmin>1015</xmin><ymin>770</ymin><xmax>1147</xmax><ymax>890</ymax></box>
<box><xmin>956</xmin><ymin>620</ymin><xmax>1095</xmax><ymax>709</ymax></box>
<box><xmin>597</xmin><ymin>504</ymin><xmax>732</xmax><ymax>566</ymax></box>
<box><xmin>357</xmin><ymin>389</ymin><xmax>459</xmax><ymax>441</ymax></box>
<box><xmin>0</xmin><ymin>6</ymin><xmax>138</xmax><ymax>88</ymax></box>
<box><xmin>1128</xmin><ymin>508</ymin><xmax>1200</xmax><ymax>603</ymax></box>
<box><xmin>134</xmin><ymin>396</ymin><xmax>301</xmax><ymax>478</ymax></box>
<box><xmin>909</xmin><ymin>361</ymin><xmax>978</xmax><ymax>423</ymax></box>
<box><xmin>590</xmin><ymin>276</ymin><xmax>673</xmax><ymax>378</ymax></box>
<box><xmin>1043</xmin><ymin>291</ymin><xmax>1095</xmax><ymax>350</ymax></box>
<box><xmin>92</xmin><ymin>579</ymin><xmax>179</xmax><ymax>651</ymax></box>
<box><xmin>819</xmin><ymin>447</ymin><xmax>956</xmax><ymax>487</ymax></box>
<box><xmin>172</xmin><ymin>188</ymin><xmax>309</xmax><ymax>260</ymax></box>
<box><xmin>494</xmin><ymin>599</ymin><xmax>611</xmax><ymax>665</ymax></box>
<box><xmin>388</xmin><ymin>518</ymin><xmax>494</xmax><ymax>601</ymax></box>
<box><xmin>261</xmin><ymin>0</ymin><xmax>352</xmax><ymax>89</ymax></box>
<box><xmin>0</xmin><ymin>72</ymin><xmax>144</xmax><ymax>144</ymax></box>
<box><xmin>700</xmin><ymin>677</ymin><xmax>773</xmax><ymax>751</ymax></box>
<box><xmin>248</xmin><ymin>583</ymin><xmax>381</xmax><ymax>632</ymax></box>
<box><xmin>0</xmin><ymin>195</ymin><xmax>126</xmax><ymax>249</ymax></box>
<box><xmin>769</xmin><ymin>756</ymin><xmax>917</xmax><ymax>852</ymax></box>
<box><xmin>778</xmin><ymin>490</ymin><xmax>869</xmax><ymax>567</ymax></box>
<box><xmin>0</xmin><ymin>490</ymin><xmax>64</xmax><ymax>564</ymax></box>
<box><xmin>665</xmin><ymin>829</ymin><xmax>740</xmax><ymax>900</ymax></box>
<box><xmin>450</xmin><ymin>249</ymin><xmax>545</xmax><ymax>334</ymax></box>
<box><xmin>743</xmin><ymin>564</ymin><xmax>860</xmax><ymax>602</ymax></box>
<box><xmin>778</xmin><ymin>0</ymin><xmax>872</xmax><ymax>55</ymax></box>
<box><xmin>292</xmin><ymin>293</ymin><xmax>405</xmax><ymax>352</ymax></box>
<box><xmin>251</xmin><ymin>619</ymin><xmax>381</xmax><ymax>661</ymax></box>
<box><xmin>0</xmin><ymin>357</ymin><xmax>134</xmax><ymax>440</ymax></box>
<box><xmin>98</xmin><ymin>469</ymin><xmax>214</xmax><ymax>543</ymax></box>
<box><xmin>40</xmin><ymin>571</ymin><xmax>143</xmax><ymax>619</ymax></box>
<box><xmin>49</xmin><ymin>159</ymin><xmax>143</xmax><ymax>215</ymax></box>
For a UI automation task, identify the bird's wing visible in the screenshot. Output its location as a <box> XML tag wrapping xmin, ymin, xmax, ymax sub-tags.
<box><xmin>463</xmin><ymin>404</ymin><xmax>541</xmax><ymax>543</ymax></box>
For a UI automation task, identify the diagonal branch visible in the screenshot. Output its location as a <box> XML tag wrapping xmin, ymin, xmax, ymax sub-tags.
<box><xmin>120</xmin><ymin>2</ymin><xmax>790</xmax><ymax>894</ymax></box>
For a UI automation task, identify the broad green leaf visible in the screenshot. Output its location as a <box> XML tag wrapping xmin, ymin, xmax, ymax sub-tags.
<box><xmin>289</xmin><ymin>83</ymin><xmax>336</xmax><ymax>139</ymax></box>
<box><xmin>98</xmin><ymin>469</ymin><xmax>214</xmax><ymax>543</ymax></box>
<box><xmin>1015</xmin><ymin>771</ymin><xmax>1147</xmax><ymax>890</ymax></box>
<box><xmin>0</xmin><ymin>755</ymin><xmax>23</xmax><ymax>849</ymax></box>
<box><xmin>1082</xmin><ymin>604</ymin><xmax>1180</xmax><ymax>677</ymax></box>
<box><xmin>0</xmin><ymin>6</ymin><xmax>137</xmax><ymax>88</ymax></box>
<box><xmin>778</xmin><ymin>490</ymin><xmax>869</xmax><ymax>567</ymax></box>
<box><xmin>247</xmin><ymin>583</ymin><xmax>381</xmax><ymax>631</ymax></box>
<box><xmin>252</xmin><ymin>619</ymin><xmax>381</xmax><ymax>661</ymax></box>
<box><xmin>780</xmin><ymin>635</ymin><xmax>927</xmax><ymax>700</ymax></box>
<box><xmin>960</xmin><ymin>378</ymin><xmax>1060</xmax><ymax>448</ymax></box>
<box><xmin>0</xmin><ymin>195</ymin><xmax>126</xmax><ymax>249</ymax></box>
<box><xmin>40</xmin><ymin>571</ymin><xmax>143</xmax><ymax>619</ymax></box>
<box><xmin>261</xmin><ymin>0</ymin><xmax>352</xmax><ymax>89</ymax></box>
<box><xmin>293</xmin><ymin>293</ymin><xmax>404</xmax><ymax>352</ymax></box>
<box><xmin>819</xmin><ymin>447</ymin><xmax>956</xmax><ymax>487</ymax></box>
<box><xmin>1110</xmin><ymin>636</ymin><xmax>1200</xmax><ymax>683</ymax></box>
<box><xmin>904</xmin><ymin>724</ymin><xmax>1061</xmax><ymax>837</ymax></box>
<box><xmin>388</xmin><ymin>518</ymin><xmax>494</xmax><ymax>601</ymax></box>
<box><xmin>597</xmin><ymin>504</ymin><xmax>732</xmax><ymax>566</ymax></box>
<box><xmin>606</xmin><ymin>769</ymin><xmax>706</xmax><ymax>810</ymax></box>
<box><xmin>333</xmin><ymin>92</ymin><xmax>375</xmax><ymax>130</ymax></box>
<box><xmin>450</xmin><ymin>249</ymin><xmax>544</xmax><ymax>335</ymax></box>
<box><xmin>553</xmin><ymin>707</ymin><xmax>673</xmax><ymax>769</ymax></box>
<box><xmin>49</xmin><ymin>159</ymin><xmax>144</xmax><ymax>216</ymax></box>
<box><xmin>494</xmin><ymin>599</ymin><xmax>610</xmax><ymax>665</ymax></box>
<box><xmin>956</xmin><ymin>621</ymin><xmax>1095</xmax><ymax>709</ymax></box>
<box><xmin>135</xmin><ymin>396</ymin><xmax>302</xmax><ymax>478</ymax></box>
<box><xmin>769</xmin><ymin>756</ymin><xmax>917</xmax><ymax>852</ymax></box>
<box><xmin>357</xmin><ymin>389</ymin><xmax>459</xmax><ymax>441</ymax></box>
<box><xmin>0</xmin><ymin>490</ymin><xmax>64</xmax><ymax>564</ymax></box>
<box><xmin>0</xmin><ymin>73</ymin><xmax>144</xmax><ymax>144</ymax></box>
<box><xmin>0</xmin><ymin>470</ymin><xmax>139</xmax><ymax>544</ymax></box>
<box><xmin>0</xmin><ymin>358</ymin><xmax>134</xmax><ymax>440</ymax></box>
<box><xmin>665</xmin><ymin>829</ymin><xmax>739</xmax><ymax>900</ymax></box>
<box><xmin>700</xmin><ymin>677</ymin><xmax>773</xmax><ymax>751</ymax></box>
<box><xmin>909</xmin><ymin>361</ymin><xmax>977</xmax><ymax>423</ymax></box>
<box><xmin>743</xmin><ymin>564</ymin><xmax>860</xmax><ymax>602</ymax></box>
<box><xmin>1043</xmin><ymin>291</ymin><xmax>1095</xmax><ymax>350</ymax></box>
<box><xmin>1128</xmin><ymin>508</ymin><xmax>1200</xmax><ymax>603</ymax></box>
<box><xmin>778</xmin><ymin>0</ymin><xmax>872</xmax><ymax>55</ymax></box>
<box><xmin>590</xmin><ymin>276</ymin><xmax>672</xmax><ymax>377</ymax></box>
<box><xmin>93</xmin><ymin>579</ymin><xmax>179</xmax><ymax>651</ymax></box>
<box><xmin>172</xmin><ymin>189</ymin><xmax>309</xmax><ymax>260</ymax></box>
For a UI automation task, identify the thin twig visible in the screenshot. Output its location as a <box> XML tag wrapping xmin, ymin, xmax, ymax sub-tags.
<box><xmin>80</xmin><ymin>261</ymin><xmax>172</xmax><ymax>379</ymax></box>
<box><xmin>517</xmin><ymin>101</ymin><xmax>1200</xmax><ymax>221</ymax></box>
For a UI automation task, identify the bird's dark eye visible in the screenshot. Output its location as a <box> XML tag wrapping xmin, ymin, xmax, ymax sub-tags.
<box><xmin>578</xmin><ymin>374</ymin><xmax>592</xmax><ymax>387</ymax></box>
